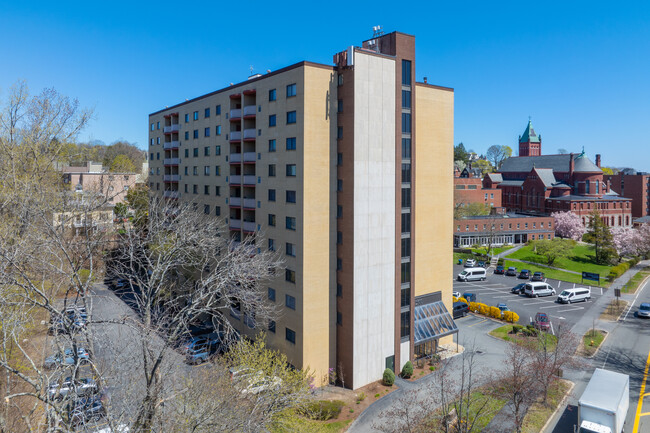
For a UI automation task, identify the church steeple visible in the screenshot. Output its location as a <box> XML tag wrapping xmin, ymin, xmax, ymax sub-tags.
<box><xmin>518</xmin><ymin>118</ymin><xmax>542</xmax><ymax>156</ymax></box>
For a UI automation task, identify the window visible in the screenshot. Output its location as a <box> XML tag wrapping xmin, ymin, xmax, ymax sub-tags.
<box><xmin>337</xmin><ymin>153</ymin><xmax>343</xmax><ymax>165</ymax></box>
<box><xmin>402</xmin><ymin>187</ymin><xmax>411</xmax><ymax>208</ymax></box>
<box><xmin>337</xmin><ymin>179</ymin><xmax>343</xmax><ymax>191</ymax></box>
<box><xmin>337</xmin><ymin>205</ymin><xmax>342</xmax><ymax>218</ymax></box>
<box><xmin>336</xmin><ymin>284</ymin><xmax>342</xmax><ymax>297</ymax></box>
<box><xmin>269</xmin><ymin>114</ymin><xmax>276</xmax><ymax>127</ymax></box>
<box><xmin>204</xmin><ymin>146</ymin><xmax>210</xmax><ymax>156</ymax></box>
<box><xmin>401</xmin><ymin>287</ymin><xmax>410</xmax><ymax>307</ymax></box>
<box><xmin>400</xmin><ymin>311</ymin><xmax>410</xmax><ymax>338</ymax></box>
<box><xmin>268</xmin><ymin>189</ymin><xmax>276</xmax><ymax>201</ymax></box>
<box><xmin>150</xmin><ymin>152</ymin><xmax>154</xmax><ymax>161</ymax></box>
<box><xmin>337</xmin><ymin>74</ymin><xmax>344</xmax><ymax>86</ymax></box>
<box><xmin>285</xmin><ymin>269</ymin><xmax>296</xmax><ymax>283</ymax></box>
<box><xmin>337</xmin><ymin>312</ymin><xmax>342</xmax><ymax>326</ymax></box>
<box><xmin>401</xmin><ymin>262</ymin><xmax>410</xmax><ymax>283</ymax></box>
<box><xmin>401</xmin><ymin>213</ymin><xmax>411</xmax><ymax>233</ymax></box>
<box><xmin>337</xmin><ymin>231</ymin><xmax>342</xmax><ymax>244</ymax></box>
<box><xmin>401</xmin><ymin>238</ymin><xmax>411</xmax><ymax>258</ymax></box>
<box><xmin>402</xmin><ymin>60</ymin><xmax>412</xmax><ymax>86</ymax></box>
<box><xmin>193</xmin><ymin>184</ymin><xmax>198</xmax><ymax>194</ymax></box>
<box><xmin>337</xmin><ymin>126</ymin><xmax>343</xmax><ymax>139</ymax></box>
<box><xmin>337</xmin><ymin>99</ymin><xmax>343</xmax><ymax>113</ymax></box>
<box><xmin>193</xmin><ymin>130</ymin><xmax>199</xmax><ymax>139</ymax></box>
<box><xmin>402</xmin><ymin>90</ymin><xmax>411</xmax><ymax>108</ymax></box>
<box><xmin>268</xmin><ymin>287</ymin><xmax>276</xmax><ymax>301</ymax></box>
<box><xmin>402</xmin><ymin>113</ymin><xmax>412</xmax><ymax>133</ymax></box>
<box><xmin>269</xmin><ymin>139</ymin><xmax>276</xmax><ymax>152</ymax></box>
<box><xmin>286</xmin><ymin>111</ymin><xmax>296</xmax><ymax>124</ymax></box>
<box><xmin>215</xmin><ymin>206</ymin><xmax>221</xmax><ymax>216</ymax></box>
<box><xmin>151</xmin><ymin>123</ymin><xmax>154</xmax><ymax>131</ymax></box>
<box><xmin>216</xmin><ymin>105</ymin><xmax>221</xmax><ymax>115</ymax></box>
<box><xmin>268</xmin><ymin>320</ymin><xmax>276</xmax><ymax>333</ymax></box>
<box><xmin>285</xmin><ymin>328</ymin><xmax>296</xmax><ymax>344</ymax></box>
<box><xmin>286</xmin><ymin>164</ymin><xmax>296</xmax><ymax>177</ymax></box>
<box><xmin>193</xmin><ymin>166</ymin><xmax>198</xmax><ymax>175</ymax></box>
<box><xmin>268</xmin><ymin>164</ymin><xmax>276</xmax><ymax>177</ymax></box>
<box><xmin>215</xmin><ymin>186</ymin><xmax>220</xmax><ymax>196</ymax></box>
<box><xmin>285</xmin><ymin>294</ymin><xmax>296</xmax><ymax>310</ymax></box>
<box><xmin>216</xmin><ymin>125</ymin><xmax>221</xmax><ymax>135</ymax></box>
<box><xmin>268</xmin><ymin>214</ymin><xmax>276</xmax><ymax>227</ymax></box>
<box><xmin>215</xmin><ymin>166</ymin><xmax>220</xmax><ymax>176</ymax></box>
<box><xmin>204</xmin><ymin>108</ymin><xmax>210</xmax><ymax>118</ymax></box>
<box><xmin>402</xmin><ymin>163</ymin><xmax>411</xmax><ymax>183</ymax></box>
<box><xmin>204</xmin><ymin>185</ymin><xmax>209</xmax><ymax>195</ymax></box>
<box><xmin>185</xmin><ymin>131</ymin><xmax>189</xmax><ymax>140</ymax></box>
<box><xmin>184</xmin><ymin>184</ymin><xmax>188</xmax><ymax>193</ymax></box>
<box><xmin>269</xmin><ymin>89</ymin><xmax>276</xmax><ymax>101</ymax></box>
<box><xmin>204</xmin><ymin>127</ymin><xmax>210</xmax><ymax>137</ymax></box>
<box><xmin>156</xmin><ymin>121</ymin><xmax>160</xmax><ymax>129</ymax></box>
<box><xmin>150</xmin><ymin>138</ymin><xmax>153</xmax><ymax>146</ymax></box>
<box><xmin>402</xmin><ymin>138</ymin><xmax>411</xmax><ymax>158</ymax></box>
<box><xmin>215</xmin><ymin>145</ymin><xmax>221</xmax><ymax>155</ymax></box>
<box><xmin>156</xmin><ymin>137</ymin><xmax>160</xmax><ymax>144</ymax></box>
<box><xmin>286</xmin><ymin>83</ymin><xmax>296</xmax><ymax>97</ymax></box>
<box><xmin>286</xmin><ymin>190</ymin><xmax>296</xmax><ymax>203</ymax></box>
<box><xmin>193</xmin><ymin>111</ymin><xmax>199</xmax><ymax>121</ymax></box>
<box><xmin>286</xmin><ymin>216</ymin><xmax>296</xmax><ymax>230</ymax></box>
<box><xmin>336</xmin><ymin>258</ymin><xmax>342</xmax><ymax>270</ymax></box>
<box><xmin>286</xmin><ymin>137</ymin><xmax>296</xmax><ymax>150</ymax></box>
<box><xmin>268</xmin><ymin>239</ymin><xmax>275</xmax><ymax>251</ymax></box>
<box><xmin>204</xmin><ymin>204</ymin><xmax>210</xmax><ymax>214</ymax></box>
<box><xmin>184</xmin><ymin>114</ymin><xmax>189</xmax><ymax>123</ymax></box>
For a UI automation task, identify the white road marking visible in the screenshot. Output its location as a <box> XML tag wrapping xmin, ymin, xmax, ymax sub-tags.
<box><xmin>557</xmin><ymin>307</ymin><xmax>585</xmax><ymax>313</ymax></box>
<box><xmin>550</xmin><ymin>322</ymin><xmax>555</xmax><ymax>335</ymax></box>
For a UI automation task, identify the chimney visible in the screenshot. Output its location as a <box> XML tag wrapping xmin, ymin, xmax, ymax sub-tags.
<box><xmin>595</xmin><ymin>154</ymin><xmax>601</xmax><ymax>168</ymax></box>
<box><xmin>423</xmin><ymin>76</ymin><xmax>428</xmax><ymax>84</ymax></box>
<box><xmin>569</xmin><ymin>153</ymin><xmax>575</xmax><ymax>173</ymax></box>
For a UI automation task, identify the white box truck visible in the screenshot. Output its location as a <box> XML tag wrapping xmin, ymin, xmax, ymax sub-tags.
<box><xmin>578</xmin><ymin>368</ymin><xmax>629</xmax><ymax>433</ymax></box>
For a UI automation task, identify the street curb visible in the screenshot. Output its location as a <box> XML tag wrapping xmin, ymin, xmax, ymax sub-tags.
<box><xmin>581</xmin><ymin>329</ymin><xmax>609</xmax><ymax>359</ymax></box>
<box><xmin>623</xmin><ymin>271</ymin><xmax>650</xmax><ymax>296</ymax></box>
<box><xmin>538</xmin><ymin>379</ymin><xmax>575</xmax><ymax>433</ymax></box>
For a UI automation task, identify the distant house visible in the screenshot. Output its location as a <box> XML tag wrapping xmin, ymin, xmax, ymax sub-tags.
<box><xmin>62</xmin><ymin>162</ymin><xmax>143</xmax><ymax>204</ymax></box>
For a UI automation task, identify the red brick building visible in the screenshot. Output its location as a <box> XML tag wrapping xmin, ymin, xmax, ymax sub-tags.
<box><xmin>454</xmin><ymin>213</ymin><xmax>554</xmax><ymax>247</ymax></box>
<box><xmin>603</xmin><ymin>171</ymin><xmax>650</xmax><ymax>219</ymax></box>
<box><xmin>455</xmin><ymin>167</ymin><xmax>502</xmax><ymax>208</ymax></box>
<box><xmin>484</xmin><ymin>121</ymin><xmax>633</xmax><ymax>228</ymax></box>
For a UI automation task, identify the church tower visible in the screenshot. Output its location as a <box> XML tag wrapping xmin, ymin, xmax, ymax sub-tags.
<box><xmin>518</xmin><ymin>119</ymin><xmax>541</xmax><ymax>156</ymax></box>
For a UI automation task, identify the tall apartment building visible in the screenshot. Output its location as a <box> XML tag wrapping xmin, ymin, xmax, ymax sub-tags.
<box><xmin>604</xmin><ymin>171</ymin><xmax>650</xmax><ymax>219</ymax></box>
<box><xmin>148</xmin><ymin>31</ymin><xmax>455</xmax><ymax>389</ymax></box>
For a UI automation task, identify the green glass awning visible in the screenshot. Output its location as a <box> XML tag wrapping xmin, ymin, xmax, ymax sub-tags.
<box><xmin>413</xmin><ymin>301</ymin><xmax>458</xmax><ymax>344</ymax></box>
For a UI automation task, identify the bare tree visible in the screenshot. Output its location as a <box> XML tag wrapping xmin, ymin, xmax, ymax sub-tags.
<box><xmin>372</xmin><ymin>385</ymin><xmax>436</xmax><ymax>433</ymax></box>
<box><xmin>530</xmin><ymin>324</ymin><xmax>578</xmax><ymax>404</ymax></box>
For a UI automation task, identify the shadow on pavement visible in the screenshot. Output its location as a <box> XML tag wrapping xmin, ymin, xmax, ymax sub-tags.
<box><xmin>551</xmin><ymin>404</ymin><xmax>578</xmax><ymax>433</ymax></box>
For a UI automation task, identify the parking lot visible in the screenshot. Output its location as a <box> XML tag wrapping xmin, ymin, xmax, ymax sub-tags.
<box><xmin>453</xmin><ymin>264</ymin><xmax>608</xmax><ymax>329</ymax></box>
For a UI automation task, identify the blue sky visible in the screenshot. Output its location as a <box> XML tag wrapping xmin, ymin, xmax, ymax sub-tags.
<box><xmin>1</xmin><ymin>1</ymin><xmax>649</xmax><ymax>169</ymax></box>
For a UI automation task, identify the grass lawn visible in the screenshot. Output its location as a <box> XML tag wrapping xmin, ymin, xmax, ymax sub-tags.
<box><xmin>521</xmin><ymin>380</ymin><xmax>572</xmax><ymax>433</ymax></box>
<box><xmin>502</xmin><ymin>259</ymin><xmax>609</xmax><ymax>287</ymax></box>
<box><xmin>506</xmin><ymin>243</ymin><xmax>614</xmax><ymax>277</ymax></box>
<box><xmin>580</xmin><ymin>329</ymin><xmax>606</xmax><ymax>357</ymax></box>
<box><xmin>271</xmin><ymin>412</ymin><xmax>352</xmax><ymax>433</ymax></box>
<box><xmin>489</xmin><ymin>325</ymin><xmax>558</xmax><ymax>350</ymax></box>
<box><xmin>622</xmin><ymin>267</ymin><xmax>650</xmax><ymax>294</ymax></box>
<box><xmin>421</xmin><ymin>389</ymin><xmax>506</xmax><ymax>432</ymax></box>
<box><xmin>470</xmin><ymin>246</ymin><xmax>513</xmax><ymax>256</ymax></box>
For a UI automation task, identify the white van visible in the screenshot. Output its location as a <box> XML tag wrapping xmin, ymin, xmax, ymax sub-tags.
<box><xmin>457</xmin><ymin>267</ymin><xmax>487</xmax><ymax>282</ymax></box>
<box><xmin>557</xmin><ymin>287</ymin><xmax>591</xmax><ymax>304</ymax></box>
<box><xmin>524</xmin><ymin>282</ymin><xmax>556</xmax><ymax>298</ymax></box>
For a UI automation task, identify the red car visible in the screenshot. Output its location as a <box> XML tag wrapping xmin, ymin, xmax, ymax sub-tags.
<box><xmin>534</xmin><ymin>312</ymin><xmax>550</xmax><ymax>331</ymax></box>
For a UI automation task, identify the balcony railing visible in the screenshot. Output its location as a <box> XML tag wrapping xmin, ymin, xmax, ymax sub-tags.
<box><xmin>242</xmin><ymin>175</ymin><xmax>256</xmax><ymax>185</ymax></box>
<box><xmin>230</xmin><ymin>131</ymin><xmax>242</xmax><ymax>141</ymax></box>
<box><xmin>163</xmin><ymin>124</ymin><xmax>180</xmax><ymax>133</ymax></box>
<box><xmin>163</xmin><ymin>190</ymin><xmax>180</xmax><ymax>199</ymax></box>
<box><xmin>163</xmin><ymin>158</ymin><xmax>180</xmax><ymax>165</ymax></box>
<box><xmin>243</xmin><ymin>105</ymin><xmax>256</xmax><ymax>117</ymax></box>
<box><xmin>163</xmin><ymin>175</ymin><xmax>180</xmax><ymax>182</ymax></box>
<box><xmin>230</xmin><ymin>109</ymin><xmax>241</xmax><ymax>120</ymax></box>
<box><xmin>230</xmin><ymin>152</ymin><xmax>256</xmax><ymax>164</ymax></box>
<box><xmin>243</xmin><ymin>198</ymin><xmax>256</xmax><ymax>209</ymax></box>
<box><xmin>242</xmin><ymin>221</ymin><xmax>256</xmax><ymax>232</ymax></box>
<box><xmin>229</xmin><ymin>197</ymin><xmax>241</xmax><ymax>206</ymax></box>
<box><xmin>243</xmin><ymin>129</ymin><xmax>256</xmax><ymax>140</ymax></box>
<box><xmin>230</xmin><ymin>241</ymin><xmax>258</xmax><ymax>256</ymax></box>
<box><xmin>229</xmin><ymin>219</ymin><xmax>242</xmax><ymax>230</ymax></box>
<box><xmin>229</xmin><ymin>175</ymin><xmax>241</xmax><ymax>185</ymax></box>
<box><xmin>164</xmin><ymin>141</ymin><xmax>179</xmax><ymax>150</ymax></box>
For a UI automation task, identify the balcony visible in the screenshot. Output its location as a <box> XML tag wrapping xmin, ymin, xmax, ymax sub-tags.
<box><xmin>230</xmin><ymin>152</ymin><xmax>256</xmax><ymax>164</ymax></box>
<box><xmin>230</xmin><ymin>241</ymin><xmax>257</xmax><ymax>256</ymax></box>
<box><xmin>163</xmin><ymin>174</ymin><xmax>180</xmax><ymax>182</ymax></box>
<box><xmin>230</xmin><ymin>93</ymin><xmax>241</xmax><ymax>100</ymax></box>
<box><xmin>229</xmin><ymin>109</ymin><xmax>241</xmax><ymax>121</ymax></box>
<box><xmin>242</xmin><ymin>175</ymin><xmax>256</xmax><ymax>185</ymax></box>
<box><xmin>243</xmin><ymin>105</ymin><xmax>256</xmax><ymax>118</ymax></box>
<box><xmin>164</xmin><ymin>140</ymin><xmax>180</xmax><ymax>150</ymax></box>
<box><xmin>229</xmin><ymin>131</ymin><xmax>242</xmax><ymax>142</ymax></box>
<box><xmin>163</xmin><ymin>190</ymin><xmax>180</xmax><ymax>199</ymax></box>
<box><xmin>243</xmin><ymin>128</ymin><xmax>256</xmax><ymax>141</ymax></box>
<box><xmin>243</xmin><ymin>198</ymin><xmax>256</xmax><ymax>209</ymax></box>
<box><xmin>243</xmin><ymin>89</ymin><xmax>256</xmax><ymax>95</ymax></box>
<box><xmin>229</xmin><ymin>219</ymin><xmax>242</xmax><ymax>230</ymax></box>
<box><xmin>163</xmin><ymin>158</ymin><xmax>180</xmax><ymax>166</ymax></box>
<box><xmin>163</xmin><ymin>124</ymin><xmax>180</xmax><ymax>134</ymax></box>
<box><xmin>229</xmin><ymin>175</ymin><xmax>241</xmax><ymax>185</ymax></box>
<box><xmin>242</xmin><ymin>221</ymin><xmax>256</xmax><ymax>233</ymax></box>
<box><xmin>229</xmin><ymin>197</ymin><xmax>241</xmax><ymax>207</ymax></box>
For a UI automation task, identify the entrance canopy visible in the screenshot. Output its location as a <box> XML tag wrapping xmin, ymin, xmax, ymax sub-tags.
<box><xmin>413</xmin><ymin>300</ymin><xmax>458</xmax><ymax>344</ymax></box>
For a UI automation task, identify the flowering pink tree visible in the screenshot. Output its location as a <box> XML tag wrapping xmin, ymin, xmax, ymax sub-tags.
<box><xmin>638</xmin><ymin>224</ymin><xmax>650</xmax><ymax>257</ymax></box>
<box><xmin>612</xmin><ymin>227</ymin><xmax>643</xmax><ymax>258</ymax></box>
<box><xmin>552</xmin><ymin>211</ymin><xmax>585</xmax><ymax>240</ymax></box>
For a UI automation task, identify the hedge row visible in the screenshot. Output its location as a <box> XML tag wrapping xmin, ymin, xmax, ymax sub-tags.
<box><xmin>452</xmin><ymin>296</ymin><xmax>519</xmax><ymax>323</ymax></box>
<box><xmin>607</xmin><ymin>258</ymin><xmax>640</xmax><ymax>282</ymax></box>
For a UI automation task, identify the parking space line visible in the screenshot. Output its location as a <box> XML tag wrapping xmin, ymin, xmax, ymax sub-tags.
<box><xmin>557</xmin><ymin>307</ymin><xmax>585</xmax><ymax>313</ymax></box>
<box><xmin>468</xmin><ymin>319</ymin><xmax>488</xmax><ymax>327</ymax></box>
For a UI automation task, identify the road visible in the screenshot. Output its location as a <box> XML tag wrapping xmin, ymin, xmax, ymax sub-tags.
<box><xmin>453</xmin><ymin>263</ymin><xmax>607</xmax><ymax>330</ymax></box>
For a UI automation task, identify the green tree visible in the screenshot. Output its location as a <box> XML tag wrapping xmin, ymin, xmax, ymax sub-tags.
<box><xmin>455</xmin><ymin>202</ymin><xmax>491</xmax><ymax>219</ymax></box>
<box><xmin>110</xmin><ymin>153</ymin><xmax>137</xmax><ymax>172</ymax></box>
<box><xmin>103</xmin><ymin>140</ymin><xmax>144</xmax><ymax>171</ymax></box>
<box><xmin>114</xmin><ymin>202</ymin><xmax>128</xmax><ymax>218</ymax></box>
<box><xmin>454</xmin><ymin>142</ymin><xmax>469</xmax><ymax>165</ymax></box>
<box><xmin>583</xmin><ymin>210</ymin><xmax>617</xmax><ymax>264</ymax></box>
<box><xmin>533</xmin><ymin>238</ymin><xmax>575</xmax><ymax>266</ymax></box>
<box><xmin>126</xmin><ymin>184</ymin><xmax>149</xmax><ymax>228</ymax></box>
<box><xmin>471</xmin><ymin>159</ymin><xmax>493</xmax><ymax>175</ymax></box>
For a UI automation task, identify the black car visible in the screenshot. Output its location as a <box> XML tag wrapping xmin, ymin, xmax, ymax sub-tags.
<box><xmin>494</xmin><ymin>265</ymin><xmax>505</xmax><ymax>274</ymax></box>
<box><xmin>531</xmin><ymin>271</ymin><xmax>545</xmax><ymax>281</ymax></box>
<box><xmin>69</xmin><ymin>395</ymin><xmax>105</xmax><ymax>425</ymax></box>
<box><xmin>505</xmin><ymin>267</ymin><xmax>517</xmax><ymax>276</ymax></box>
<box><xmin>518</xmin><ymin>269</ymin><xmax>531</xmax><ymax>279</ymax></box>
<box><xmin>48</xmin><ymin>308</ymin><xmax>88</xmax><ymax>335</ymax></box>
<box><xmin>452</xmin><ymin>302</ymin><xmax>469</xmax><ymax>319</ymax></box>
<box><xmin>511</xmin><ymin>283</ymin><xmax>527</xmax><ymax>294</ymax></box>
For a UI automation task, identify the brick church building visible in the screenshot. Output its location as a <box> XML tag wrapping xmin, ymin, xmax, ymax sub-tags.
<box><xmin>483</xmin><ymin>120</ymin><xmax>632</xmax><ymax>228</ymax></box>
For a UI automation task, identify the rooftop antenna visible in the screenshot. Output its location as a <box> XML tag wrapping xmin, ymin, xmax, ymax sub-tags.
<box><xmin>372</xmin><ymin>25</ymin><xmax>384</xmax><ymax>37</ymax></box>
<box><xmin>249</xmin><ymin>65</ymin><xmax>254</xmax><ymax>76</ymax></box>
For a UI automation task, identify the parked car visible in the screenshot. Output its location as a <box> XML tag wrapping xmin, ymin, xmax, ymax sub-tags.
<box><xmin>457</xmin><ymin>267</ymin><xmax>487</xmax><ymax>282</ymax></box>
<box><xmin>494</xmin><ymin>265</ymin><xmax>505</xmax><ymax>275</ymax></box>
<box><xmin>524</xmin><ymin>282</ymin><xmax>556</xmax><ymax>298</ymax></box>
<box><xmin>638</xmin><ymin>303</ymin><xmax>650</xmax><ymax>318</ymax></box>
<box><xmin>505</xmin><ymin>267</ymin><xmax>517</xmax><ymax>276</ymax></box>
<box><xmin>69</xmin><ymin>395</ymin><xmax>105</xmax><ymax>425</ymax></box>
<box><xmin>185</xmin><ymin>343</ymin><xmax>218</xmax><ymax>365</ymax></box>
<box><xmin>557</xmin><ymin>288</ymin><xmax>591</xmax><ymax>304</ymax></box>
<box><xmin>511</xmin><ymin>283</ymin><xmax>527</xmax><ymax>294</ymax></box>
<box><xmin>453</xmin><ymin>302</ymin><xmax>469</xmax><ymax>319</ymax></box>
<box><xmin>534</xmin><ymin>312</ymin><xmax>551</xmax><ymax>331</ymax></box>
<box><xmin>477</xmin><ymin>261</ymin><xmax>486</xmax><ymax>268</ymax></box>
<box><xmin>48</xmin><ymin>377</ymin><xmax>98</xmax><ymax>400</ymax></box>
<box><xmin>518</xmin><ymin>269</ymin><xmax>531</xmax><ymax>279</ymax></box>
<box><xmin>49</xmin><ymin>308</ymin><xmax>88</xmax><ymax>335</ymax></box>
<box><xmin>44</xmin><ymin>347</ymin><xmax>90</xmax><ymax>369</ymax></box>
<box><xmin>230</xmin><ymin>368</ymin><xmax>282</xmax><ymax>395</ymax></box>
<box><xmin>180</xmin><ymin>332</ymin><xmax>223</xmax><ymax>355</ymax></box>
<box><xmin>497</xmin><ymin>303</ymin><xmax>510</xmax><ymax>317</ymax></box>
<box><xmin>464</xmin><ymin>258</ymin><xmax>477</xmax><ymax>268</ymax></box>
<box><xmin>531</xmin><ymin>272</ymin><xmax>545</xmax><ymax>282</ymax></box>
<box><xmin>462</xmin><ymin>293</ymin><xmax>477</xmax><ymax>303</ymax></box>
<box><xmin>453</xmin><ymin>291</ymin><xmax>461</xmax><ymax>299</ymax></box>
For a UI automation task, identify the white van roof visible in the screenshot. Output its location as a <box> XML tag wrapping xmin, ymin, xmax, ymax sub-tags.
<box><xmin>463</xmin><ymin>267</ymin><xmax>486</xmax><ymax>272</ymax></box>
<box><xmin>563</xmin><ymin>287</ymin><xmax>590</xmax><ymax>292</ymax></box>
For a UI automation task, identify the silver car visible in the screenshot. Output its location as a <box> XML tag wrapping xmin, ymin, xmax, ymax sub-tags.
<box><xmin>44</xmin><ymin>347</ymin><xmax>90</xmax><ymax>369</ymax></box>
<box><xmin>638</xmin><ymin>303</ymin><xmax>650</xmax><ymax>318</ymax></box>
<box><xmin>48</xmin><ymin>377</ymin><xmax>97</xmax><ymax>400</ymax></box>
